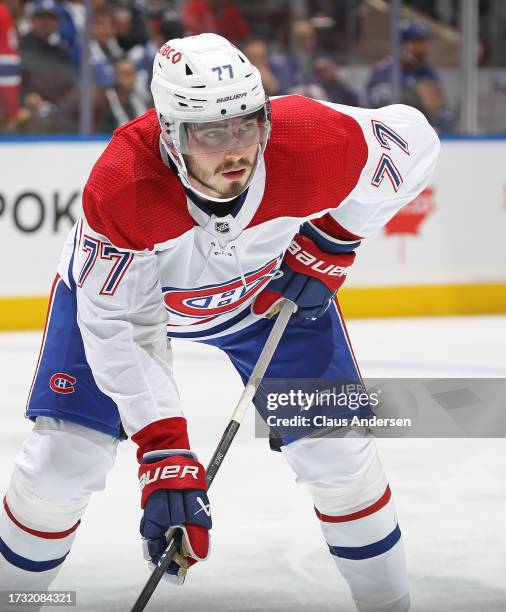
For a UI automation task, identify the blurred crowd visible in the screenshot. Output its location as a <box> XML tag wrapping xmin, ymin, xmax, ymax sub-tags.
<box><xmin>0</xmin><ymin>0</ymin><xmax>456</xmax><ymax>134</ymax></box>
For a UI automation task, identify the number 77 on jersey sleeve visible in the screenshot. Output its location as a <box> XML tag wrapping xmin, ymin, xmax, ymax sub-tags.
<box><xmin>77</xmin><ymin>235</ymin><xmax>134</xmax><ymax>296</ymax></box>
<box><xmin>370</xmin><ymin>120</ymin><xmax>410</xmax><ymax>193</ymax></box>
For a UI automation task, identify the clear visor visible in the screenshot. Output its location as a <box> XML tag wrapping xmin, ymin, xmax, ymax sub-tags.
<box><xmin>177</xmin><ymin>108</ymin><xmax>269</xmax><ymax>155</ymax></box>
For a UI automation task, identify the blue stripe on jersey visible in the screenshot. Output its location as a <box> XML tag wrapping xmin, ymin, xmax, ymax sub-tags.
<box><xmin>166</xmin><ymin>305</ymin><xmax>251</xmax><ymax>339</ymax></box>
<box><xmin>0</xmin><ymin>537</ymin><xmax>68</xmax><ymax>573</ymax></box>
<box><xmin>300</xmin><ymin>222</ymin><xmax>361</xmax><ymax>254</ymax></box>
<box><xmin>230</xmin><ymin>189</ymin><xmax>249</xmax><ymax>217</ymax></box>
<box><xmin>328</xmin><ymin>524</ymin><xmax>401</xmax><ymax>560</ymax></box>
<box><xmin>0</xmin><ymin>64</ymin><xmax>20</xmax><ymax>78</ymax></box>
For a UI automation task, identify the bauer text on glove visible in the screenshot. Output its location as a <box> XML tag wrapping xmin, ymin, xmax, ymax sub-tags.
<box><xmin>253</xmin><ymin>233</ymin><xmax>356</xmax><ymax>320</ymax></box>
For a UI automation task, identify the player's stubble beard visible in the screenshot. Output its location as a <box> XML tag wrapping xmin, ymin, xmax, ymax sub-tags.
<box><xmin>183</xmin><ymin>148</ymin><xmax>258</xmax><ymax>200</ymax></box>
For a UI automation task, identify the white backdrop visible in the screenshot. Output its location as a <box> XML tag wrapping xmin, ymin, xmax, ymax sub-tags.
<box><xmin>1</xmin><ymin>137</ymin><xmax>505</xmax><ymax>296</ymax></box>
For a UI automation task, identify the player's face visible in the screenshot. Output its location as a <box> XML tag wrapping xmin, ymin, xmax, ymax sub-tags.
<box><xmin>183</xmin><ymin>145</ymin><xmax>258</xmax><ymax>199</ymax></box>
<box><xmin>411</xmin><ymin>39</ymin><xmax>428</xmax><ymax>62</ymax></box>
<box><xmin>181</xmin><ymin>114</ymin><xmax>263</xmax><ymax>199</ymax></box>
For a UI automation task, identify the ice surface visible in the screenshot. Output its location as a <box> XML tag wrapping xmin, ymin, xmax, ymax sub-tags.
<box><xmin>1</xmin><ymin>316</ymin><xmax>505</xmax><ymax>612</ymax></box>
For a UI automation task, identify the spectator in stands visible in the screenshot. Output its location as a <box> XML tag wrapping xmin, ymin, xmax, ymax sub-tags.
<box><xmin>313</xmin><ymin>56</ymin><xmax>360</xmax><ymax>106</ymax></box>
<box><xmin>271</xmin><ymin>18</ymin><xmax>324</xmax><ymax>100</ymax></box>
<box><xmin>114</xmin><ymin>4</ymin><xmax>149</xmax><ymax>53</ymax></box>
<box><xmin>181</xmin><ymin>0</ymin><xmax>250</xmax><ymax>44</ymax></box>
<box><xmin>97</xmin><ymin>57</ymin><xmax>148</xmax><ymax>132</ymax></box>
<box><xmin>260</xmin><ymin>17</ymin><xmax>320</xmax><ymax>97</ymax></box>
<box><xmin>241</xmin><ymin>38</ymin><xmax>280</xmax><ymax>96</ymax></box>
<box><xmin>19</xmin><ymin>0</ymin><xmax>77</xmax><ymax>132</ymax></box>
<box><xmin>290</xmin><ymin>18</ymin><xmax>321</xmax><ymax>82</ymax></box>
<box><xmin>57</xmin><ymin>0</ymin><xmax>85</xmax><ymax>65</ymax></box>
<box><xmin>366</xmin><ymin>20</ymin><xmax>453</xmax><ymax>131</ymax></box>
<box><xmin>267</xmin><ymin>57</ymin><xmax>301</xmax><ymax>96</ymax></box>
<box><xmin>90</xmin><ymin>7</ymin><xmax>124</xmax><ymax>88</ymax></box>
<box><xmin>0</xmin><ymin>0</ymin><xmax>21</xmax><ymax>131</ymax></box>
<box><xmin>307</xmin><ymin>0</ymin><xmax>364</xmax><ymax>62</ymax></box>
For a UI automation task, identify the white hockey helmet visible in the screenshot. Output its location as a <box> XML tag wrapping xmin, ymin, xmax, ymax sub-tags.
<box><xmin>151</xmin><ymin>33</ymin><xmax>271</xmax><ymax>202</ymax></box>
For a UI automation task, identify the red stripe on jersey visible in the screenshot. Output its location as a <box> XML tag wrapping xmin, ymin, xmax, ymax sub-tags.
<box><xmin>315</xmin><ymin>485</ymin><xmax>391</xmax><ymax>523</ymax></box>
<box><xmin>3</xmin><ymin>498</ymin><xmax>80</xmax><ymax>539</ymax></box>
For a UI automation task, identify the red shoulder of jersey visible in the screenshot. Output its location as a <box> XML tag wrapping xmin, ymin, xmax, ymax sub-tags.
<box><xmin>249</xmin><ymin>96</ymin><xmax>368</xmax><ymax>227</ymax></box>
<box><xmin>83</xmin><ymin>109</ymin><xmax>196</xmax><ymax>251</ymax></box>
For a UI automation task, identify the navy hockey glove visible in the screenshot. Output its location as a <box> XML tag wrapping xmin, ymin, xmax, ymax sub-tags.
<box><xmin>138</xmin><ymin>449</ymin><xmax>211</xmax><ymax>585</ymax></box>
<box><xmin>254</xmin><ymin>233</ymin><xmax>356</xmax><ymax>320</ymax></box>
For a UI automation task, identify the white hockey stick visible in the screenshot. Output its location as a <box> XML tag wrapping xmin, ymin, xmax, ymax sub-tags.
<box><xmin>131</xmin><ymin>299</ymin><xmax>297</xmax><ymax>612</ymax></box>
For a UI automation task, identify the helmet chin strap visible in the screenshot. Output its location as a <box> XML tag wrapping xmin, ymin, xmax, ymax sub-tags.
<box><xmin>160</xmin><ymin>137</ymin><xmax>263</xmax><ymax>204</ymax></box>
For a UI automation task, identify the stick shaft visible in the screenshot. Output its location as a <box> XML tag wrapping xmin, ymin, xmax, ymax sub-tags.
<box><xmin>131</xmin><ymin>301</ymin><xmax>296</xmax><ymax>611</ymax></box>
<box><xmin>230</xmin><ymin>301</ymin><xmax>296</xmax><ymax>425</ymax></box>
<box><xmin>207</xmin><ymin>301</ymin><xmax>296</xmax><ymax>484</ymax></box>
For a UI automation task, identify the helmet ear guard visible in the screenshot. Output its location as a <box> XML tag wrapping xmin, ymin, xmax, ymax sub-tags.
<box><xmin>151</xmin><ymin>33</ymin><xmax>271</xmax><ymax>202</ymax></box>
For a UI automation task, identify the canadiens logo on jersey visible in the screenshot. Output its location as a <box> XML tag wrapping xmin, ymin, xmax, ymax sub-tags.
<box><xmin>49</xmin><ymin>373</ymin><xmax>77</xmax><ymax>394</ymax></box>
<box><xmin>163</xmin><ymin>256</ymin><xmax>281</xmax><ymax>326</ymax></box>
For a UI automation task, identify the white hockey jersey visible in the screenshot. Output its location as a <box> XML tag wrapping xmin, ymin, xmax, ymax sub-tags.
<box><xmin>58</xmin><ymin>96</ymin><xmax>439</xmax><ymax>436</ymax></box>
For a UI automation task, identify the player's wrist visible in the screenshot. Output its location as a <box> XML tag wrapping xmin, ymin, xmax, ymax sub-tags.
<box><xmin>141</xmin><ymin>449</ymin><xmax>197</xmax><ymax>463</ymax></box>
<box><xmin>131</xmin><ymin>416</ymin><xmax>191</xmax><ymax>463</ymax></box>
<box><xmin>299</xmin><ymin>219</ymin><xmax>362</xmax><ymax>254</ymax></box>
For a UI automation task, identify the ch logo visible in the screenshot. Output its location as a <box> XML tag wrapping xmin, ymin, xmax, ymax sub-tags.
<box><xmin>194</xmin><ymin>496</ymin><xmax>211</xmax><ymax>517</ymax></box>
<box><xmin>215</xmin><ymin>221</ymin><xmax>230</xmax><ymax>234</ymax></box>
<box><xmin>49</xmin><ymin>373</ymin><xmax>77</xmax><ymax>394</ymax></box>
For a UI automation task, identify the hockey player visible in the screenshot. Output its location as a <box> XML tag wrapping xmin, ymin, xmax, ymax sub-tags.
<box><xmin>0</xmin><ymin>33</ymin><xmax>439</xmax><ymax>612</ymax></box>
<box><xmin>0</xmin><ymin>1</ymin><xmax>20</xmax><ymax>130</ymax></box>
